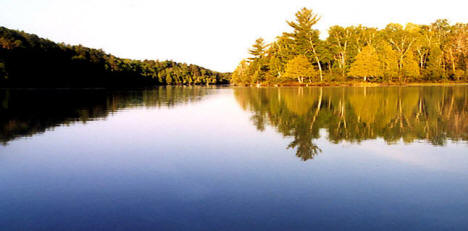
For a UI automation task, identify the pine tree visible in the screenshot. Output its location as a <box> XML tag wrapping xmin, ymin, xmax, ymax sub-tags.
<box><xmin>285</xmin><ymin>8</ymin><xmax>324</xmax><ymax>81</ymax></box>
<box><xmin>246</xmin><ymin>38</ymin><xmax>269</xmax><ymax>84</ymax></box>
<box><xmin>248</xmin><ymin>38</ymin><xmax>267</xmax><ymax>61</ymax></box>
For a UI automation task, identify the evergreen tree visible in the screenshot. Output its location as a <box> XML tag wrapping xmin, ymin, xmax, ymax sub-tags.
<box><xmin>285</xmin><ymin>8</ymin><xmax>324</xmax><ymax>81</ymax></box>
<box><xmin>246</xmin><ymin>38</ymin><xmax>269</xmax><ymax>84</ymax></box>
<box><xmin>248</xmin><ymin>38</ymin><xmax>267</xmax><ymax>61</ymax></box>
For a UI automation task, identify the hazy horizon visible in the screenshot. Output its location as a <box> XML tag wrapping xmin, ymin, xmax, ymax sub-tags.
<box><xmin>1</xmin><ymin>0</ymin><xmax>467</xmax><ymax>72</ymax></box>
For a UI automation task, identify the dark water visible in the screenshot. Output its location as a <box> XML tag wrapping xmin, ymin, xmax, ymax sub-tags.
<box><xmin>1</xmin><ymin>86</ymin><xmax>468</xmax><ymax>231</ymax></box>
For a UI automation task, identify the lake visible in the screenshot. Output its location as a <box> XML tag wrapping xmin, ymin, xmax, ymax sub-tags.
<box><xmin>1</xmin><ymin>86</ymin><xmax>468</xmax><ymax>230</ymax></box>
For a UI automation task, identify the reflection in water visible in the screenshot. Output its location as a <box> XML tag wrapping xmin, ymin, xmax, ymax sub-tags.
<box><xmin>0</xmin><ymin>86</ymin><xmax>212</xmax><ymax>145</ymax></box>
<box><xmin>235</xmin><ymin>86</ymin><xmax>468</xmax><ymax>161</ymax></box>
<box><xmin>1</xmin><ymin>86</ymin><xmax>468</xmax><ymax>230</ymax></box>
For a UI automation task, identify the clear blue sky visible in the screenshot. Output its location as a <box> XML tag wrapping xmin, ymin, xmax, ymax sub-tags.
<box><xmin>1</xmin><ymin>0</ymin><xmax>467</xmax><ymax>72</ymax></box>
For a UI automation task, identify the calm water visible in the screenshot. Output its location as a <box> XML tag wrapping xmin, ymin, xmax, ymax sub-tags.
<box><xmin>1</xmin><ymin>86</ymin><xmax>468</xmax><ymax>230</ymax></box>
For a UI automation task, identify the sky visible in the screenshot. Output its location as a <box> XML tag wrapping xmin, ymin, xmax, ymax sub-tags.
<box><xmin>1</xmin><ymin>0</ymin><xmax>467</xmax><ymax>72</ymax></box>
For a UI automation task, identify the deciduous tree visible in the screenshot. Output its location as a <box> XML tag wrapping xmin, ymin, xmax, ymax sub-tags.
<box><xmin>349</xmin><ymin>46</ymin><xmax>383</xmax><ymax>81</ymax></box>
<box><xmin>284</xmin><ymin>55</ymin><xmax>317</xmax><ymax>83</ymax></box>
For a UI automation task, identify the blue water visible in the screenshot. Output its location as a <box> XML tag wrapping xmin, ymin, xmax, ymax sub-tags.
<box><xmin>1</xmin><ymin>87</ymin><xmax>467</xmax><ymax>230</ymax></box>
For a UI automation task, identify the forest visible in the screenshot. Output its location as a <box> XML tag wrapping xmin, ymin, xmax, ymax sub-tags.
<box><xmin>232</xmin><ymin>8</ymin><xmax>468</xmax><ymax>85</ymax></box>
<box><xmin>0</xmin><ymin>27</ymin><xmax>229</xmax><ymax>88</ymax></box>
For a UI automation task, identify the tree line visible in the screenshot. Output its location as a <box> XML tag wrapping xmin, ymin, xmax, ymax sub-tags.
<box><xmin>232</xmin><ymin>8</ymin><xmax>468</xmax><ymax>85</ymax></box>
<box><xmin>0</xmin><ymin>26</ymin><xmax>229</xmax><ymax>88</ymax></box>
<box><xmin>235</xmin><ymin>86</ymin><xmax>468</xmax><ymax>161</ymax></box>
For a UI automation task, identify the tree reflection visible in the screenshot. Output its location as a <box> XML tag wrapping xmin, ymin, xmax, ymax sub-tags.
<box><xmin>0</xmin><ymin>86</ymin><xmax>212</xmax><ymax>145</ymax></box>
<box><xmin>234</xmin><ymin>86</ymin><xmax>468</xmax><ymax>161</ymax></box>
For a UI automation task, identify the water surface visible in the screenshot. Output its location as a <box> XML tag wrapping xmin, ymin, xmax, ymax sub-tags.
<box><xmin>1</xmin><ymin>86</ymin><xmax>468</xmax><ymax>230</ymax></box>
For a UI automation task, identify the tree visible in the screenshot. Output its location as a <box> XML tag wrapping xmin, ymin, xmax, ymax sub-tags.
<box><xmin>377</xmin><ymin>42</ymin><xmax>399</xmax><ymax>81</ymax></box>
<box><xmin>266</xmin><ymin>44</ymin><xmax>283</xmax><ymax>83</ymax></box>
<box><xmin>382</xmin><ymin>23</ymin><xmax>418</xmax><ymax>81</ymax></box>
<box><xmin>446</xmin><ymin>23</ymin><xmax>468</xmax><ymax>80</ymax></box>
<box><xmin>0</xmin><ymin>26</ymin><xmax>227</xmax><ymax>88</ymax></box>
<box><xmin>266</xmin><ymin>35</ymin><xmax>296</xmax><ymax>80</ymax></box>
<box><xmin>231</xmin><ymin>60</ymin><xmax>250</xmax><ymax>85</ymax></box>
<box><xmin>349</xmin><ymin>45</ymin><xmax>383</xmax><ymax>81</ymax></box>
<box><xmin>422</xmin><ymin>20</ymin><xmax>451</xmax><ymax>80</ymax></box>
<box><xmin>286</xmin><ymin>8</ymin><xmax>324</xmax><ymax>81</ymax></box>
<box><xmin>351</xmin><ymin>25</ymin><xmax>378</xmax><ymax>53</ymax></box>
<box><xmin>246</xmin><ymin>38</ymin><xmax>269</xmax><ymax>84</ymax></box>
<box><xmin>425</xmin><ymin>45</ymin><xmax>445</xmax><ymax>80</ymax></box>
<box><xmin>327</xmin><ymin>26</ymin><xmax>353</xmax><ymax>77</ymax></box>
<box><xmin>283</xmin><ymin>55</ymin><xmax>317</xmax><ymax>83</ymax></box>
<box><xmin>248</xmin><ymin>38</ymin><xmax>267</xmax><ymax>61</ymax></box>
<box><xmin>402</xmin><ymin>51</ymin><xmax>421</xmax><ymax>81</ymax></box>
<box><xmin>234</xmin><ymin>10</ymin><xmax>466</xmax><ymax>85</ymax></box>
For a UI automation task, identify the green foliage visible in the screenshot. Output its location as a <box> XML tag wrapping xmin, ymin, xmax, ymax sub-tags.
<box><xmin>285</xmin><ymin>8</ymin><xmax>321</xmax><ymax>57</ymax></box>
<box><xmin>0</xmin><ymin>26</ymin><xmax>229</xmax><ymax>88</ymax></box>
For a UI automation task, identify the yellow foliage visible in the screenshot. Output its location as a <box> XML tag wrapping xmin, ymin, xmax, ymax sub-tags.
<box><xmin>283</xmin><ymin>55</ymin><xmax>318</xmax><ymax>83</ymax></box>
<box><xmin>349</xmin><ymin>46</ymin><xmax>383</xmax><ymax>81</ymax></box>
<box><xmin>231</xmin><ymin>60</ymin><xmax>250</xmax><ymax>85</ymax></box>
<box><xmin>402</xmin><ymin>51</ymin><xmax>420</xmax><ymax>79</ymax></box>
<box><xmin>378</xmin><ymin>42</ymin><xmax>399</xmax><ymax>80</ymax></box>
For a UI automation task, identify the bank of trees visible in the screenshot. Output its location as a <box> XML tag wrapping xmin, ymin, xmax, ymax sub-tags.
<box><xmin>0</xmin><ymin>27</ymin><xmax>229</xmax><ymax>88</ymax></box>
<box><xmin>232</xmin><ymin>8</ymin><xmax>468</xmax><ymax>85</ymax></box>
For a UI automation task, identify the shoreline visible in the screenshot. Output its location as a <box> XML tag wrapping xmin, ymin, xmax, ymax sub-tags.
<box><xmin>234</xmin><ymin>81</ymin><xmax>468</xmax><ymax>88</ymax></box>
<box><xmin>2</xmin><ymin>82</ymin><xmax>468</xmax><ymax>90</ymax></box>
